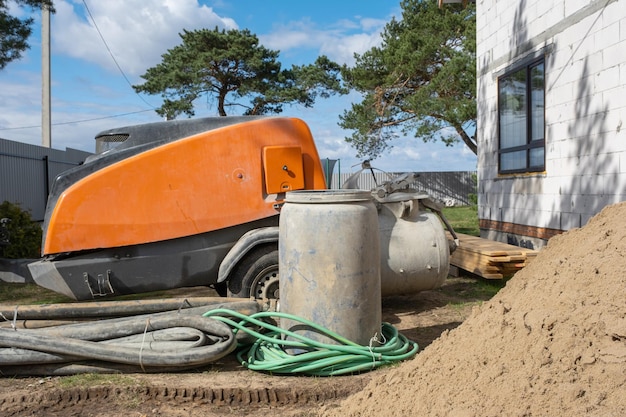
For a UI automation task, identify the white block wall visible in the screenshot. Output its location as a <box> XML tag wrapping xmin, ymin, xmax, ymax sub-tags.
<box><xmin>477</xmin><ymin>0</ymin><xmax>626</xmax><ymax>246</ymax></box>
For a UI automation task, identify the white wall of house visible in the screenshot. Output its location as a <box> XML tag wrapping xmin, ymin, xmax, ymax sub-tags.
<box><xmin>476</xmin><ymin>0</ymin><xmax>626</xmax><ymax>249</ymax></box>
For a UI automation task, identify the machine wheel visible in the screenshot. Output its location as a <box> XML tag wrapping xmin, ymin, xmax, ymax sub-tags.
<box><xmin>227</xmin><ymin>245</ymin><xmax>279</xmax><ymax>299</ymax></box>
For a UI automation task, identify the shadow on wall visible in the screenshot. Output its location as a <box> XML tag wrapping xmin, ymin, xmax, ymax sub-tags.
<box><xmin>539</xmin><ymin>1</ymin><xmax>622</xmax><ymax>232</ymax></box>
<box><xmin>548</xmin><ymin>1</ymin><xmax>625</xmax><ymax>229</ymax></box>
<box><xmin>480</xmin><ymin>0</ymin><xmax>623</xmax><ymax>247</ymax></box>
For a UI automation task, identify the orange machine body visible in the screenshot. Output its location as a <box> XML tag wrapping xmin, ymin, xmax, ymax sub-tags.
<box><xmin>42</xmin><ymin>117</ymin><xmax>326</xmax><ymax>255</ymax></box>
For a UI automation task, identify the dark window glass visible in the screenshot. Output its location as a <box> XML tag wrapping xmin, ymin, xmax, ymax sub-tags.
<box><xmin>498</xmin><ymin>59</ymin><xmax>545</xmax><ymax>173</ymax></box>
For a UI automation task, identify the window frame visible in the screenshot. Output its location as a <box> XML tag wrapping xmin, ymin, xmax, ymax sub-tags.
<box><xmin>497</xmin><ymin>57</ymin><xmax>545</xmax><ymax>175</ymax></box>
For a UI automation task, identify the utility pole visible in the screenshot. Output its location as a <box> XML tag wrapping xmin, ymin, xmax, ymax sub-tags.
<box><xmin>42</xmin><ymin>4</ymin><xmax>51</xmax><ymax>148</ymax></box>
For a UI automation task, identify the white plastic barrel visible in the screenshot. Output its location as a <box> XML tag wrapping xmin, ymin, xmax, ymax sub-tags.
<box><xmin>278</xmin><ymin>190</ymin><xmax>381</xmax><ymax>347</ymax></box>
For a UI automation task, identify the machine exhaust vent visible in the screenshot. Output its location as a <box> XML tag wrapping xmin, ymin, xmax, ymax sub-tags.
<box><xmin>95</xmin><ymin>133</ymin><xmax>129</xmax><ymax>154</ymax></box>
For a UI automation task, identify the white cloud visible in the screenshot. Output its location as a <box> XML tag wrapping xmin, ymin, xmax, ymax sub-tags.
<box><xmin>319</xmin><ymin>32</ymin><xmax>381</xmax><ymax>65</ymax></box>
<box><xmin>260</xmin><ymin>16</ymin><xmax>385</xmax><ymax>66</ymax></box>
<box><xmin>359</xmin><ymin>17</ymin><xmax>388</xmax><ymax>32</ymax></box>
<box><xmin>259</xmin><ymin>24</ymin><xmax>317</xmax><ymax>52</ymax></box>
<box><xmin>0</xmin><ymin>62</ymin><xmax>161</xmax><ymax>152</ymax></box>
<box><xmin>52</xmin><ymin>0</ymin><xmax>238</xmax><ymax>77</ymax></box>
<box><xmin>0</xmin><ymin>73</ymin><xmax>43</xmax><ymax>141</ymax></box>
<box><xmin>6</xmin><ymin>1</ymin><xmax>30</xmax><ymax>18</ymax></box>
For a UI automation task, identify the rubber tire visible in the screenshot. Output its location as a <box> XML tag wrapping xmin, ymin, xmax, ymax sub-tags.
<box><xmin>227</xmin><ymin>245</ymin><xmax>279</xmax><ymax>299</ymax></box>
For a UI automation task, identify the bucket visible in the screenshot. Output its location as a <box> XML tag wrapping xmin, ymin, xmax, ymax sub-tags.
<box><xmin>278</xmin><ymin>190</ymin><xmax>381</xmax><ymax>347</ymax></box>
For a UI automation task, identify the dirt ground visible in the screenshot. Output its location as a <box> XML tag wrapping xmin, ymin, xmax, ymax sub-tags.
<box><xmin>0</xmin><ymin>276</ymin><xmax>486</xmax><ymax>417</ymax></box>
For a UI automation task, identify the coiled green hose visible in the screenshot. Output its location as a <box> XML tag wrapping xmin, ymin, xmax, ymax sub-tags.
<box><xmin>0</xmin><ymin>302</ymin><xmax>416</xmax><ymax>377</ymax></box>
<box><xmin>203</xmin><ymin>308</ymin><xmax>418</xmax><ymax>376</ymax></box>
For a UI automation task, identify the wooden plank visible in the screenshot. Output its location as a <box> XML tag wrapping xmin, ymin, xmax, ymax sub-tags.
<box><xmin>448</xmin><ymin>232</ymin><xmax>538</xmax><ymax>279</ymax></box>
<box><xmin>488</xmin><ymin>255</ymin><xmax>527</xmax><ymax>263</ymax></box>
<box><xmin>451</xmin><ymin>233</ymin><xmax>538</xmax><ymax>256</ymax></box>
<box><xmin>451</xmin><ymin>252</ymin><xmax>526</xmax><ymax>267</ymax></box>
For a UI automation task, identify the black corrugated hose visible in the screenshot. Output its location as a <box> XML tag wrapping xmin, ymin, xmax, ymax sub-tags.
<box><xmin>0</xmin><ymin>299</ymin><xmax>260</xmax><ymax>376</ymax></box>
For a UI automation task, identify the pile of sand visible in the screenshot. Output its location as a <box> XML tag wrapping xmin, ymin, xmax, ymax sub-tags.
<box><xmin>324</xmin><ymin>202</ymin><xmax>626</xmax><ymax>417</ymax></box>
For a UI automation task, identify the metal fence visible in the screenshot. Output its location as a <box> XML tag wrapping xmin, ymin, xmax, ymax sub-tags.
<box><xmin>328</xmin><ymin>170</ymin><xmax>477</xmax><ymax>206</ymax></box>
<box><xmin>0</xmin><ymin>138</ymin><xmax>92</xmax><ymax>221</ymax></box>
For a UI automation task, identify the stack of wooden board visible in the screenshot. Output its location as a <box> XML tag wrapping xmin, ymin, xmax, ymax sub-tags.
<box><xmin>449</xmin><ymin>233</ymin><xmax>538</xmax><ymax>279</ymax></box>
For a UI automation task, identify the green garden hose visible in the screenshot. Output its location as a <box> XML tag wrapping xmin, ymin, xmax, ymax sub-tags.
<box><xmin>203</xmin><ymin>308</ymin><xmax>418</xmax><ymax>376</ymax></box>
<box><xmin>0</xmin><ymin>302</ymin><xmax>417</xmax><ymax>377</ymax></box>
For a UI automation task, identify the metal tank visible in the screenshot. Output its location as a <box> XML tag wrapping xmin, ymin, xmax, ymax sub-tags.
<box><xmin>278</xmin><ymin>190</ymin><xmax>381</xmax><ymax>346</ymax></box>
<box><xmin>376</xmin><ymin>191</ymin><xmax>450</xmax><ymax>296</ymax></box>
<box><xmin>343</xmin><ymin>167</ymin><xmax>456</xmax><ymax>297</ymax></box>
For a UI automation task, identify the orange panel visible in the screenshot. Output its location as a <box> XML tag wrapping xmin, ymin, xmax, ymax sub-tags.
<box><xmin>43</xmin><ymin>118</ymin><xmax>328</xmax><ymax>255</ymax></box>
<box><xmin>263</xmin><ymin>146</ymin><xmax>305</xmax><ymax>194</ymax></box>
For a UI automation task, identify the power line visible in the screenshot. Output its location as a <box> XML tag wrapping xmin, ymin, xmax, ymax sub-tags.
<box><xmin>0</xmin><ymin>109</ymin><xmax>156</xmax><ymax>131</ymax></box>
<box><xmin>81</xmin><ymin>0</ymin><xmax>155</xmax><ymax>110</ymax></box>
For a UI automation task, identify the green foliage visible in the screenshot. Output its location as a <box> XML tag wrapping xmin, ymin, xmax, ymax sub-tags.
<box><xmin>133</xmin><ymin>27</ymin><xmax>347</xmax><ymax>119</ymax></box>
<box><xmin>0</xmin><ymin>0</ymin><xmax>54</xmax><ymax>70</ymax></box>
<box><xmin>339</xmin><ymin>0</ymin><xmax>476</xmax><ymax>159</ymax></box>
<box><xmin>0</xmin><ymin>200</ymin><xmax>42</xmax><ymax>258</ymax></box>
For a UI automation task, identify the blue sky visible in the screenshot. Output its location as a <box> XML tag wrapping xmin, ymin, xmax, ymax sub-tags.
<box><xmin>0</xmin><ymin>0</ymin><xmax>477</xmax><ymax>173</ymax></box>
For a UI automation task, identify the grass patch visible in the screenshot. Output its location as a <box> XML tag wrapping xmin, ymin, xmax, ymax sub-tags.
<box><xmin>0</xmin><ymin>282</ymin><xmax>71</xmax><ymax>304</ymax></box>
<box><xmin>438</xmin><ymin>278</ymin><xmax>505</xmax><ymax>300</ymax></box>
<box><xmin>436</xmin><ymin>276</ymin><xmax>509</xmax><ymax>310</ymax></box>
<box><xmin>58</xmin><ymin>374</ymin><xmax>145</xmax><ymax>409</ymax></box>
<box><xmin>442</xmin><ymin>205</ymin><xmax>479</xmax><ymax>236</ymax></box>
<box><xmin>58</xmin><ymin>373</ymin><xmax>138</xmax><ymax>389</ymax></box>
<box><xmin>461</xmin><ymin>278</ymin><xmax>506</xmax><ymax>299</ymax></box>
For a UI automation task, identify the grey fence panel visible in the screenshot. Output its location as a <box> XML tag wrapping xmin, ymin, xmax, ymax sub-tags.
<box><xmin>0</xmin><ymin>150</ymin><xmax>45</xmax><ymax>219</ymax></box>
<box><xmin>333</xmin><ymin>170</ymin><xmax>476</xmax><ymax>206</ymax></box>
<box><xmin>411</xmin><ymin>171</ymin><xmax>477</xmax><ymax>206</ymax></box>
<box><xmin>0</xmin><ymin>138</ymin><xmax>91</xmax><ymax>221</ymax></box>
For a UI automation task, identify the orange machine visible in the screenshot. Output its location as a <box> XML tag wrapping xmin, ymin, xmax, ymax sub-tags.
<box><xmin>28</xmin><ymin>116</ymin><xmax>327</xmax><ymax>300</ymax></box>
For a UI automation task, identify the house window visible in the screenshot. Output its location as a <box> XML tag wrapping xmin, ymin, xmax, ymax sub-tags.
<box><xmin>498</xmin><ymin>59</ymin><xmax>545</xmax><ymax>173</ymax></box>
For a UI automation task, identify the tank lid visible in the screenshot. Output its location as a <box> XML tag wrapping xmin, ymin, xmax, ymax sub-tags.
<box><xmin>285</xmin><ymin>189</ymin><xmax>373</xmax><ymax>203</ymax></box>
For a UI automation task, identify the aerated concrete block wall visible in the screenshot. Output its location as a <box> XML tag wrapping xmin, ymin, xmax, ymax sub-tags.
<box><xmin>476</xmin><ymin>0</ymin><xmax>626</xmax><ymax>248</ymax></box>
